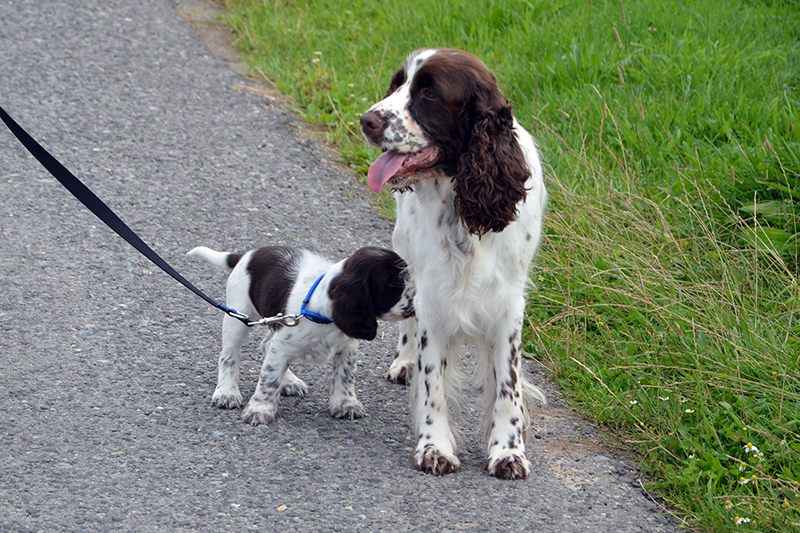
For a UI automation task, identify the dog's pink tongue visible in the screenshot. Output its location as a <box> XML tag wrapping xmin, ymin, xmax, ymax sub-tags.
<box><xmin>367</xmin><ymin>151</ymin><xmax>409</xmax><ymax>193</ymax></box>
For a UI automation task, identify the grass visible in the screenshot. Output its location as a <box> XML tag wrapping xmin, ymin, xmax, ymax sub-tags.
<box><xmin>218</xmin><ymin>0</ymin><xmax>800</xmax><ymax>530</ymax></box>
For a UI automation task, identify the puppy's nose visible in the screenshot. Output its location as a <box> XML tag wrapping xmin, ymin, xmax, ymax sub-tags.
<box><xmin>360</xmin><ymin>110</ymin><xmax>384</xmax><ymax>135</ymax></box>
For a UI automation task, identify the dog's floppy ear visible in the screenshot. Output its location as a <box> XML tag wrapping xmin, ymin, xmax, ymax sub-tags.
<box><xmin>454</xmin><ymin>75</ymin><xmax>530</xmax><ymax>236</ymax></box>
<box><xmin>331</xmin><ymin>287</ymin><xmax>378</xmax><ymax>340</ymax></box>
<box><xmin>330</xmin><ymin>247</ymin><xmax>407</xmax><ymax>340</ymax></box>
<box><xmin>329</xmin><ymin>257</ymin><xmax>378</xmax><ymax>341</ymax></box>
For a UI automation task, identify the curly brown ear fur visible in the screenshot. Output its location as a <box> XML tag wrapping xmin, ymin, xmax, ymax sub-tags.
<box><xmin>454</xmin><ymin>84</ymin><xmax>530</xmax><ymax>236</ymax></box>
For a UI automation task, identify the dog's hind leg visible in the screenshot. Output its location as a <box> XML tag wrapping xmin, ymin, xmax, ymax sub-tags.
<box><xmin>211</xmin><ymin>315</ymin><xmax>250</xmax><ymax>409</ymax></box>
<box><xmin>280</xmin><ymin>369</ymin><xmax>308</xmax><ymax>397</ymax></box>
<box><xmin>329</xmin><ymin>342</ymin><xmax>365</xmax><ymax>419</ymax></box>
<box><xmin>387</xmin><ymin>317</ymin><xmax>417</xmax><ymax>384</ymax></box>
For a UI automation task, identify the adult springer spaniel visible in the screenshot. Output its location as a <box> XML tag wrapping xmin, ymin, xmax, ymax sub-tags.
<box><xmin>360</xmin><ymin>48</ymin><xmax>547</xmax><ymax>479</ymax></box>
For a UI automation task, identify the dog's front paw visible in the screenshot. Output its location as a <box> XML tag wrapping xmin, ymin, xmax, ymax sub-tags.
<box><xmin>211</xmin><ymin>389</ymin><xmax>244</xmax><ymax>409</ymax></box>
<box><xmin>484</xmin><ymin>451</ymin><xmax>530</xmax><ymax>480</ymax></box>
<box><xmin>241</xmin><ymin>402</ymin><xmax>277</xmax><ymax>426</ymax></box>
<box><xmin>329</xmin><ymin>400</ymin><xmax>365</xmax><ymax>420</ymax></box>
<box><xmin>412</xmin><ymin>446</ymin><xmax>461</xmax><ymax>476</ymax></box>
<box><xmin>386</xmin><ymin>354</ymin><xmax>413</xmax><ymax>384</ymax></box>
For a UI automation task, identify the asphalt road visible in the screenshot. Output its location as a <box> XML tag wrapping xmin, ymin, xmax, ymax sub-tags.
<box><xmin>0</xmin><ymin>0</ymin><xmax>679</xmax><ymax>531</ymax></box>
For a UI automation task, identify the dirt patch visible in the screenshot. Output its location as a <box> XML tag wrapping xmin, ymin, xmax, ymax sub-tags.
<box><xmin>175</xmin><ymin>0</ymin><xmax>256</xmax><ymax>79</ymax></box>
<box><xmin>175</xmin><ymin>0</ymin><xmax>352</xmax><ymax>170</ymax></box>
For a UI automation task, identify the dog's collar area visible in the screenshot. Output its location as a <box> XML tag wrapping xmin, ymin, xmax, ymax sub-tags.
<box><xmin>219</xmin><ymin>305</ymin><xmax>301</xmax><ymax>328</ymax></box>
<box><xmin>300</xmin><ymin>274</ymin><xmax>333</xmax><ymax>324</ymax></box>
<box><xmin>219</xmin><ymin>274</ymin><xmax>331</xmax><ymax>328</ymax></box>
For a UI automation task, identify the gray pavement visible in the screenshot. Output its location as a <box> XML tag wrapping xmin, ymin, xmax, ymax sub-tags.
<box><xmin>0</xmin><ymin>0</ymin><xmax>679</xmax><ymax>531</ymax></box>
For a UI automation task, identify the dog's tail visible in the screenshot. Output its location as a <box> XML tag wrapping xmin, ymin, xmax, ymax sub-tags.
<box><xmin>187</xmin><ymin>246</ymin><xmax>242</xmax><ymax>270</ymax></box>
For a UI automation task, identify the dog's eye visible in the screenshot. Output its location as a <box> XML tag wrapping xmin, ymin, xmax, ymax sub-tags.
<box><xmin>421</xmin><ymin>88</ymin><xmax>436</xmax><ymax>100</ymax></box>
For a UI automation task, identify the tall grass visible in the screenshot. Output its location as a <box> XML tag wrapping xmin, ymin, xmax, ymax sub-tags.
<box><xmin>220</xmin><ymin>0</ymin><xmax>800</xmax><ymax>530</ymax></box>
<box><xmin>531</xmin><ymin>139</ymin><xmax>800</xmax><ymax>531</ymax></box>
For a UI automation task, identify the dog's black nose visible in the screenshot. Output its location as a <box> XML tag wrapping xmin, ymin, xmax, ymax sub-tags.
<box><xmin>360</xmin><ymin>110</ymin><xmax>384</xmax><ymax>135</ymax></box>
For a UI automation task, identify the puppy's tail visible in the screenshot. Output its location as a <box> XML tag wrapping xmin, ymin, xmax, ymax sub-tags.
<box><xmin>186</xmin><ymin>246</ymin><xmax>242</xmax><ymax>270</ymax></box>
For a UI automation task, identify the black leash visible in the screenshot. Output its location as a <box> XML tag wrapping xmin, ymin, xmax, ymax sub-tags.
<box><xmin>0</xmin><ymin>105</ymin><xmax>294</xmax><ymax>328</ymax></box>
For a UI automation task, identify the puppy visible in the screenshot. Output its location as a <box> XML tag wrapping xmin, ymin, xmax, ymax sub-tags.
<box><xmin>188</xmin><ymin>245</ymin><xmax>414</xmax><ymax>425</ymax></box>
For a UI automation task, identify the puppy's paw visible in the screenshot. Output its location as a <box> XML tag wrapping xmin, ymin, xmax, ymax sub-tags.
<box><xmin>412</xmin><ymin>446</ymin><xmax>461</xmax><ymax>476</ymax></box>
<box><xmin>241</xmin><ymin>402</ymin><xmax>277</xmax><ymax>426</ymax></box>
<box><xmin>280</xmin><ymin>379</ymin><xmax>308</xmax><ymax>397</ymax></box>
<box><xmin>280</xmin><ymin>382</ymin><xmax>308</xmax><ymax>397</ymax></box>
<box><xmin>386</xmin><ymin>355</ymin><xmax>413</xmax><ymax>384</ymax></box>
<box><xmin>329</xmin><ymin>399</ymin><xmax>365</xmax><ymax>420</ymax></box>
<box><xmin>211</xmin><ymin>389</ymin><xmax>243</xmax><ymax>409</ymax></box>
<box><xmin>484</xmin><ymin>451</ymin><xmax>530</xmax><ymax>480</ymax></box>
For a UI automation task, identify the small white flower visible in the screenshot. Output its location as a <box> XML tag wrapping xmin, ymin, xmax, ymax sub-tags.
<box><xmin>738</xmin><ymin>477</ymin><xmax>749</xmax><ymax>485</ymax></box>
<box><xmin>312</xmin><ymin>57</ymin><xmax>320</xmax><ymax>63</ymax></box>
<box><xmin>684</xmin><ymin>409</ymin><xmax>695</xmax><ymax>414</ymax></box>
<box><xmin>629</xmin><ymin>400</ymin><xmax>638</xmax><ymax>405</ymax></box>
<box><xmin>734</xmin><ymin>516</ymin><xmax>751</xmax><ymax>525</ymax></box>
<box><xmin>688</xmin><ymin>454</ymin><xmax>695</xmax><ymax>459</ymax></box>
<box><xmin>313</xmin><ymin>51</ymin><xmax>321</xmax><ymax>55</ymax></box>
<box><xmin>743</xmin><ymin>442</ymin><xmax>758</xmax><ymax>453</ymax></box>
<box><xmin>659</xmin><ymin>396</ymin><xmax>670</xmax><ymax>401</ymax></box>
<box><xmin>739</xmin><ymin>462</ymin><xmax>747</xmax><ymax>471</ymax></box>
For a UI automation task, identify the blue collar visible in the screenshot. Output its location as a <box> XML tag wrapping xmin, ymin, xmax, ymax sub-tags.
<box><xmin>300</xmin><ymin>274</ymin><xmax>333</xmax><ymax>324</ymax></box>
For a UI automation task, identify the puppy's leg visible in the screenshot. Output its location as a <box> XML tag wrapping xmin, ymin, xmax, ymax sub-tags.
<box><xmin>280</xmin><ymin>368</ymin><xmax>308</xmax><ymax>397</ymax></box>
<box><xmin>257</xmin><ymin>330</ymin><xmax>274</xmax><ymax>354</ymax></box>
<box><xmin>387</xmin><ymin>317</ymin><xmax>417</xmax><ymax>384</ymax></box>
<box><xmin>411</xmin><ymin>325</ymin><xmax>460</xmax><ymax>475</ymax></box>
<box><xmin>329</xmin><ymin>342</ymin><xmax>365</xmax><ymax>419</ymax></box>
<box><xmin>241</xmin><ymin>334</ymin><xmax>293</xmax><ymax>425</ymax></box>
<box><xmin>260</xmin><ymin>331</ymin><xmax>307</xmax><ymax>397</ymax></box>
<box><xmin>483</xmin><ymin>311</ymin><xmax>537</xmax><ymax>480</ymax></box>
<box><xmin>211</xmin><ymin>315</ymin><xmax>251</xmax><ymax>409</ymax></box>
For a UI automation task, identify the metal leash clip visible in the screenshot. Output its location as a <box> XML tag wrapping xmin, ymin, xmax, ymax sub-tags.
<box><xmin>219</xmin><ymin>305</ymin><xmax>301</xmax><ymax>328</ymax></box>
<box><xmin>251</xmin><ymin>313</ymin><xmax>302</xmax><ymax>328</ymax></box>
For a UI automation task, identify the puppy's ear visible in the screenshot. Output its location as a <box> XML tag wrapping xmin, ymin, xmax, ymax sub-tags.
<box><xmin>329</xmin><ymin>265</ymin><xmax>378</xmax><ymax>341</ymax></box>
<box><xmin>331</xmin><ymin>289</ymin><xmax>378</xmax><ymax>340</ymax></box>
<box><xmin>330</xmin><ymin>247</ymin><xmax>406</xmax><ymax>340</ymax></box>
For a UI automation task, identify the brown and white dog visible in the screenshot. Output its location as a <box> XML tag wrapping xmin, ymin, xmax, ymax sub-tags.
<box><xmin>360</xmin><ymin>48</ymin><xmax>547</xmax><ymax>479</ymax></box>
<box><xmin>188</xmin><ymin>245</ymin><xmax>414</xmax><ymax>426</ymax></box>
